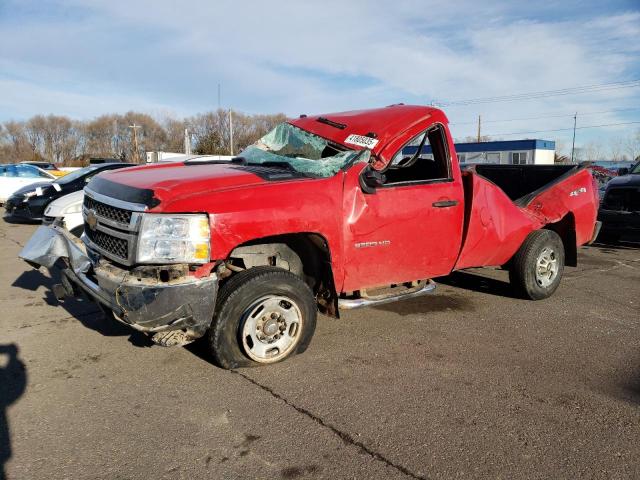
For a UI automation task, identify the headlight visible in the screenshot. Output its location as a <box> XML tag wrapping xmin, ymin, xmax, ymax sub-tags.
<box><xmin>63</xmin><ymin>203</ymin><xmax>82</xmax><ymax>214</ymax></box>
<box><xmin>137</xmin><ymin>214</ymin><xmax>210</xmax><ymax>264</ymax></box>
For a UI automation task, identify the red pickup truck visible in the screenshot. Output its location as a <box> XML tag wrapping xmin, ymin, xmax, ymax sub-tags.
<box><xmin>20</xmin><ymin>105</ymin><xmax>600</xmax><ymax>368</ymax></box>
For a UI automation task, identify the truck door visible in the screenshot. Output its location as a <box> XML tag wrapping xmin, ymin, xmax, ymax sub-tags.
<box><xmin>342</xmin><ymin>124</ymin><xmax>464</xmax><ymax>292</ymax></box>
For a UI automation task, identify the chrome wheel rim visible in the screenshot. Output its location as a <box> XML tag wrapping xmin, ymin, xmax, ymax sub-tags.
<box><xmin>241</xmin><ymin>295</ymin><xmax>303</xmax><ymax>363</ymax></box>
<box><xmin>535</xmin><ymin>247</ymin><xmax>558</xmax><ymax>288</ymax></box>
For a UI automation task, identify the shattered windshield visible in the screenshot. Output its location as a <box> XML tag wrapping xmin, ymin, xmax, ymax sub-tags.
<box><xmin>239</xmin><ymin>123</ymin><xmax>364</xmax><ymax>178</ymax></box>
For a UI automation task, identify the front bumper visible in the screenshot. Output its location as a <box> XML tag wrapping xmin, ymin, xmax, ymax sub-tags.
<box><xmin>19</xmin><ymin>225</ymin><xmax>218</xmax><ymax>338</ymax></box>
<box><xmin>4</xmin><ymin>197</ymin><xmax>44</xmax><ymax>221</ymax></box>
<box><xmin>598</xmin><ymin>209</ymin><xmax>640</xmax><ymax>236</ymax></box>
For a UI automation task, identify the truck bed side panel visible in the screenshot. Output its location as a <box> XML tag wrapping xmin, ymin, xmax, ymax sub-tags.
<box><xmin>521</xmin><ymin>168</ymin><xmax>598</xmax><ymax>246</ymax></box>
<box><xmin>454</xmin><ymin>172</ymin><xmax>543</xmax><ymax>270</ymax></box>
<box><xmin>454</xmin><ymin>168</ymin><xmax>598</xmax><ymax>270</ymax></box>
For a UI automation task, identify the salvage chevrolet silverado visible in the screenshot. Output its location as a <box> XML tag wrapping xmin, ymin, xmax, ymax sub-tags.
<box><xmin>20</xmin><ymin>105</ymin><xmax>600</xmax><ymax>368</ymax></box>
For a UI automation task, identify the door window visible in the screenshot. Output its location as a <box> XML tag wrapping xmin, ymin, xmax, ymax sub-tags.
<box><xmin>16</xmin><ymin>165</ymin><xmax>39</xmax><ymax>177</ymax></box>
<box><xmin>3</xmin><ymin>165</ymin><xmax>18</xmax><ymax>177</ymax></box>
<box><xmin>386</xmin><ymin>125</ymin><xmax>451</xmax><ymax>184</ymax></box>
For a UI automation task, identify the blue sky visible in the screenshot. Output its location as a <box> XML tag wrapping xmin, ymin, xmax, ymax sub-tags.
<box><xmin>0</xmin><ymin>0</ymin><xmax>639</xmax><ymax>155</ymax></box>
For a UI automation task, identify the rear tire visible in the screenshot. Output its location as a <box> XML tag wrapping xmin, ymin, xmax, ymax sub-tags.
<box><xmin>208</xmin><ymin>266</ymin><xmax>317</xmax><ymax>369</ymax></box>
<box><xmin>509</xmin><ymin>229</ymin><xmax>565</xmax><ymax>300</ymax></box>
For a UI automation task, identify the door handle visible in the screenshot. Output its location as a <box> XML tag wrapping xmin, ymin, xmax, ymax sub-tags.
<box><xmin>432</xmin><ymin>200</ymin><xmax>459</xmax><ymax>208</ymax></box>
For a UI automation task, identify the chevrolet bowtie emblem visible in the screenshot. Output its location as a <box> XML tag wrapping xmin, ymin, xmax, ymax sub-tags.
<box><xmin>86</xmin><ymin>209</ymin><xmax>98</xmax><ymax>231</ymax></box>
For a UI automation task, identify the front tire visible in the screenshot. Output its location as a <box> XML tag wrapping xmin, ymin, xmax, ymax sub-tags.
<box><xmin>509</xmin><ymin>229</ymin><xmax>565</xmax><ymax>300</ymax></box>
<box><xmin>209</xmin><ymin>266</ymin><xmax>317</xmax><ymax>369</ymax></box>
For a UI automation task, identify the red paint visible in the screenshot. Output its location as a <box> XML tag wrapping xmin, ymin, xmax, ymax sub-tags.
<box><xmin>340</xmin><ymin>163</ymin><xmax>465</xmax><ymax>291</ymax></box>
<box><xmin>453</xmin><ymin>172</ymin><xmax>544</xmax><ymax>269</ymax></box>
<box><xmin>100</xmin><ymin>105</ymin><xmax>599</xmax><ymax>293</ymax></box>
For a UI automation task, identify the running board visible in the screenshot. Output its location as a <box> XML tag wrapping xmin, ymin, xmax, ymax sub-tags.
<box><xmin>338</xmin><ymin>280</ymin><xmax>436</xmax><ymax>310</ymax></box>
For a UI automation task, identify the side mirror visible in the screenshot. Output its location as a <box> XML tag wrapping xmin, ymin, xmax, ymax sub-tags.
<box><xmin>617</xmin><ymin>167</ymin><xmax>629</xmax><ymax>176</ymax></box>
<box><xmin>359</xmin><ymin>166</ymin><xmax>386</xmax><ymax>194</ymax></box>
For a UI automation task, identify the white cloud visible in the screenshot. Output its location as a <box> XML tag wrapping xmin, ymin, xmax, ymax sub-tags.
<box><xmin>0</xmin><ymin>0</ymin><xmax>638</xmax><ymax>153</ymax></box>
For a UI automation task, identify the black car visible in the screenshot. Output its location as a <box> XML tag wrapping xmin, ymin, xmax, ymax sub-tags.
<box><xmin>4</xmin><ymin>162</ymin><xmax>134</xmax><ymax>221</ymax></box>
<box><xmin>598</xmin><ymin>161</ymin><xmax>640</xmax><ymax>242</ymax></box>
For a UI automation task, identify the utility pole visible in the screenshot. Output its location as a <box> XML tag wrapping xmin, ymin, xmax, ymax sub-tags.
<box><xmin>477</xmin><ymin>115</ymin><xmax>482</xmax><ymax>143</ymax></box>
<box><xmin>184</xmin><ymin>128</ymin><xmax>191</xmax><ymax>155</ymax></box>
<box><xmin>129</xmin><ymin>123</ymin><xmax>141</xmax><ymax>163</ymax></box>
<box><xmin>218</xmin><ymin>83</ymin><xmax>221</xmax><ymax>111</ymax></box>
<box><xmin>229</xmin><ymin>109</ymin><xmax>234</xmax><ymax>156</ymax></box>
<box><xmin>570</xmin><ymin>112</ymin><xmax>577</xmax><ymax>163</ymax></box>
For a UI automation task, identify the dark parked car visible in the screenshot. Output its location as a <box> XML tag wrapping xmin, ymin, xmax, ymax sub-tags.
<box><xmin>598</xmin><ymin>162</ymin><xmax>640</xmax><ymax>242</ymax></box>
<box><xmin>4</xmin><ymin>162</ymin><xmax>134</xmax><ymax>221</ymax></box>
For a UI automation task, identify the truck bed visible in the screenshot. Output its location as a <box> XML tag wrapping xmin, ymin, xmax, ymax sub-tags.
<box><xmin>454</xmin><ymin>165</ymin><xmax>598</xmax><ymax>270</ymax></box>
<box><xmin>468</xmin><ymin>164</ymin><xmax>577</xmax><ymax>205</ymax></box>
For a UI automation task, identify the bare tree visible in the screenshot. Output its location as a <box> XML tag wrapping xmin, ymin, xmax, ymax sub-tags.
<box><xmin>1</xmin><ymin>121</ymin><xmax>32</xmax><ymax>161</ymax></box>
<box><xmin>162</xmin><ymin>117</ymin><xmax>188</xmax><ymax>153</ymax></box>
<box><xmin>0</xmin><ymin>108</ymin><xmax>287</xmax><ymax>164</ymax></box>
<box><xmin>623</xmin><ymin>129</ymin><xmax>640</xmax><ymax>162</ymax></box>
<box><xmin>608</xmin><ymin>137</ymin><xmax>624</xmax><ymax>162</ymax></box>
<box><xmin>40</xmin><ymin>115</ymin><xmax>79</xmax><ymax>164</ymax></box>
<box><xmin>582</xmin><ymin>141</ymin><xmax>603</xmax><ymax>162</ymax></box>
<box><xmin>24</xmin><ymin>115</ymin><xmax>47</xmax><ymax>160</ymax></box>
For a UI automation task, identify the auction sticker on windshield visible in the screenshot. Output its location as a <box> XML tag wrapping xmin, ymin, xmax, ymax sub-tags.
<box><xmin>344</xmin><ymin>134</ymin><xmax>379</xmax><ymax>149</ymax></box>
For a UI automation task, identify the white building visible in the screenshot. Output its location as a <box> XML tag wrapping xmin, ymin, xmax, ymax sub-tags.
<box><xmin>406</xmin><ymin>139</ymin><xmax>556</xmax><ymax>165</ymax></box>
<box><xmin>455</xmin><ymin>139</ymin><xmax>555</xmax><ymax>165</ymax></box>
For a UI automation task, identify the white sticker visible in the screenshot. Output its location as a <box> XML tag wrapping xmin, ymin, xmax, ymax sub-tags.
<box><xmin>344</xmin><ymin>134</ymin><xmax>379</xmax><ymax>149</ymax></box>
<box><xmin>52</xmin><ymin>183</ymin><xmax>62</xmax><ymax>192</ymax></box>
<box><xmin>35</xmin><ymin>187</ymin><xmax>43</xmax><ymax>196</ymax></box>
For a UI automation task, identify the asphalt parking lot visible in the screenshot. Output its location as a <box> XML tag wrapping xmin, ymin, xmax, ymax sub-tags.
<box><xmin>1</xmin><ymin>219</ymin><xmax>639</xmax><ymax>480</ymax></box>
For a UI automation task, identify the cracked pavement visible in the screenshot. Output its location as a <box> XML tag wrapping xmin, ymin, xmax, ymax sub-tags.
<box><xmin>1</xmin><ymin>219</ymin><xmax>639</xmax><ymax>479</ymax></box>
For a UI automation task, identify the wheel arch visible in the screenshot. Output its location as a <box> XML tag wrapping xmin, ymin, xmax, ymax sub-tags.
<box><xmin>224</xmin><ymin>232</ymin><xmax>339</xmax><ymax>318</ymax></box>
<box><xmin>544</xmin><ymin>212</ymin><xmax>577</xmax><ymax>267</ymax></box>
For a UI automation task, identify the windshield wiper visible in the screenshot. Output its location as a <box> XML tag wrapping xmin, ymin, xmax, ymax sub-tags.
<box><xmin>262</xmin><ymin>161</ymin><xmax>296</xmax><ymax>170</ymax></box>
<box><xmin>243</xmin><ymin>161</ymin><xmax>312</xmax><ymax>177</ymax></box>
<box><xmin>185</xmin><ymin>156</ymin><xmax>247</xmax><ymax>165</ymax></box>
<box><xmin>244</xmin><ymin>161</ymin><xmax>297</xmax><ymax>171</ymax></box>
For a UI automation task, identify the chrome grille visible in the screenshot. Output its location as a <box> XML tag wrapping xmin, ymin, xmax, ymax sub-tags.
<box><xmin>85</xmin><ymin>228</ymin><xmax>129</xmax><ymax>261</ymax></box>
<box><xmin>82</xmin><ymin>188</ymin><xmax>146</xmax><ymax>266</ymax></box>
<box><xmin>84</xmin><ymin>195</ymin><xmax>132</xmax><ymax>225</ymax></box>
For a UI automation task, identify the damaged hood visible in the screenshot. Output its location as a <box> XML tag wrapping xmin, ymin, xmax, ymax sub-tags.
<box><xmin>87</xmin><ymin>162</ymin><xmax>309</xmax><ymax>209</ymax></box>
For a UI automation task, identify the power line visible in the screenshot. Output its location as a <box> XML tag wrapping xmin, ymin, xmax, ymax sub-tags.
<box><xmin>450</xmin><ymin>106</ymin><xmax>640</xmax><ymax>126</ymax></box>
<box><xmin>484</xmin><ymin>120</ymin><xmax>640</xmax><ymax>138</ymax></box>
<box><xmin>435</xmin><ymin>79</ymin><xmax>640</xmax><ymax>107</ymax></box>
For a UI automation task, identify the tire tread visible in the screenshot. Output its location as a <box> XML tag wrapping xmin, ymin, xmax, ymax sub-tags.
<box><xmin>509</xmin><ymin>229</ymin><xmax>565</xmax><ymax>300</ymax></box>
<box><xmin>210</xmin><ymin>266</ymin><xmax>316</xmax><ymax>369</ymax></box>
